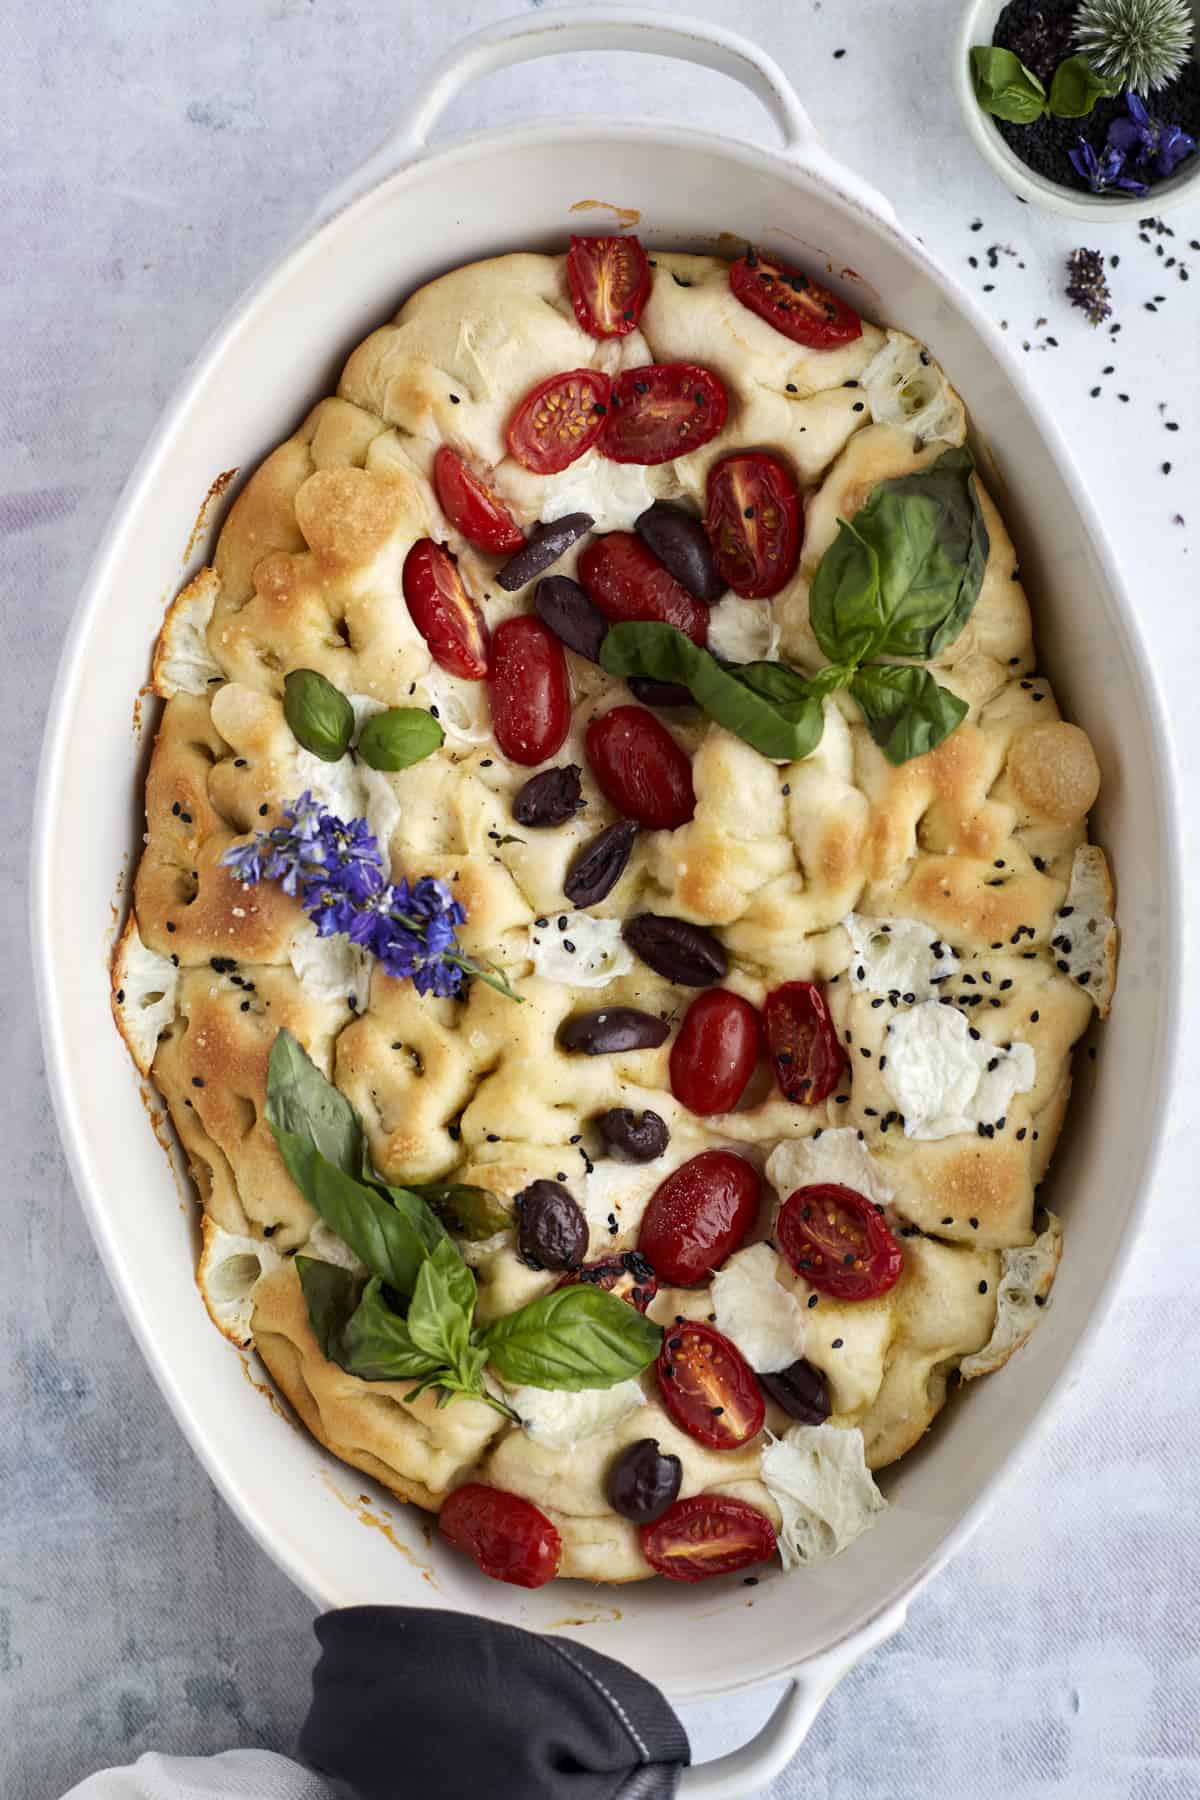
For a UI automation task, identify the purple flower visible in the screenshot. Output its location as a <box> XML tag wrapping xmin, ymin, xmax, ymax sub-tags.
<box><xmin>1068</xmin><ymin>135</ymin><xmax>1149</xmax><ymax>195</ymax></box>
<box><xmin>1107</xmin><ymin>92</ymin><xmax>1196</xmax><ymax>178</ymax></box>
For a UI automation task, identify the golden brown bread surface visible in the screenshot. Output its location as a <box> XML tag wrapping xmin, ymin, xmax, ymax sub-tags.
<box><xmin>113</xmin><ymin>250</ymin><xmax>1116</xmax><ymax>1582</ymax></box>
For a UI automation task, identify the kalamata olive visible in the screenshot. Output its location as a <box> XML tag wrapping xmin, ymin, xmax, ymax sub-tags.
<box><xmin>597</xmin><ymin>1107</ymin><xmax>670</xmax><ymax>1163</ymax></box>
<box><xmin>634</xmin><ymin>500</ymin><xmax>725</xmax><ymax>602</ymax></box>
<box><xmin>534</xmin><ymin>575</ymin><xmax>608</xmax><ymax>663</ymax></box>
<box><xmin>607</xmin><ymin>1438</ymin><xmax>683</xmax><ymax>1524</ymax></box>
<box><xmin>563</xmin><ymin>819</ymin><xmax>638</xmax><ymax>908</ymax></box>
<box><xmin>627</xmin><ymin>676</ymin><xmax>696</xmax><ymax>708</ymax></box>
<box><xmin>559</xmin><ymin>1008</ymin><xmax>671</xmax><ymax>1056</ymax></box>
<box><xmin>497</xmin><ymin>514</ymin><xmax>595</xmax><ymax>592</ymax></box>
<box><xmin>623</xmin><ymin>914</ymin><xmax>728</xmax><ymax>987</ymax></box>
<box><xmin>758</xmin><ymin>1357</ymin><xmax>831</xmax><ymax>1425</ymax></box>
<box><xmin>513</xmin><ymin>764</ymin><xmax>586</xmax><ymax>828</ymax></box>
<box><xmin>515</xmin><ymin>1179</ymin><xmax>588</xmax><ymax>1270</ymax></box>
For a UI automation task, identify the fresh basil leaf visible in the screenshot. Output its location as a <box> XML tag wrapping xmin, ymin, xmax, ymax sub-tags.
<box><xmin>1047</xmin><ymin>54</ymin><xmax>1118</xmax><ymax>118</ymax></box>
<box><xmin>600</xmin><ymin>623</ymin><xmax>825</xmax><ymax>762</ymax></box>
<box><xmin>406</xmin><ymin>1240</ymin><xmax>476</xmax><ymax>1372</ymax></box>
<box><xmin>481</xmin><ymin>1286</ymin><xmax>663</xmax><ymax>1391</ymax></box>
<box><xmin>850</xmin><ymin>664</ymin><xmax>969</xmax><ymax>765</ymax></box>
<box><xmin>357</xmin><ymin>707</ymin><xmax>444</xmax><ymax>772</ymax></box>
<box><xmin>283</xmin><ymin>668</ymin><xmax>354</xmax><ymax>762</ymax></box>
<box><xmin>295</xmin><ymin>1255</ymin><xmax>364</xmax><ymax>1361</ymax></box>
<box><xmin>808</xmin><ymin>519</ymin><xmax>885</xmax><ymax>667</ymax></box>
<box><xmin>272</xmin><ymin>1128</ymin><xmax>440</xmax><ymax>1298</ymax></box>
<box><xmin>412</xmin><ymin>1183</ymin><xmax>513</xmax><ymax>1242</ymax></box>
<box><xmin>969</xmin><ymin>45</ymin><xmax>1047</xmax><ymax>123</ymax></box>
<box><xmin>266</xmin><ymin>1029</ymin><xmax>363</xmax><ymax>1178</ymax></box>
<box><xmin>338</xmin><ymin>1277</ymin><xmax>446</xmax><ymax>1381</ymax></box>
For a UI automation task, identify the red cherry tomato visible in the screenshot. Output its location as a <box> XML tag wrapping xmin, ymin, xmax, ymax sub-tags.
<box><xmin>402</xmin><ymin>539</ymin><xmax>490</xmax><ymax>680</ymax></box>
<box><xmin>487</xmin><ymin>616</ymin><xmax>570</xmax><ymax>767</ymax></box>
<box><xmin>439</xmin><ymin>1483</ymin><xmax>562</xmax><ymax>1588</ymax></box>
<box><xmin>729</xmin><ymin>248</ymin><xmax>863</xmax><ymax>349</ymax></box>
<box><xmin>585</xmin><ymin>707</ymin><xmax>696</xmax><ymax>830</ymax></box>
<box><xmin>579</xmin><ymin>533</ymin><xmax>710</xmax><ymax>647</ymax></box>
<box><xmin>777</xmin><ymin>1183</ymin><xmax>904</xmax><ymax>1302</ymax></box>
<box><xmin>567</xmin><ymin>235</ymin><xmax>652</xmax><ymax>338</ymax></box>
<box><xmin>642</xmin><ymin>1495</ymin><xmax>776</xmax><ymax>1583</ymax></box>
<box><xmin>656</xmin><ymin>1321</ymin><xmax>765</xmax><ymax>1449</ymax></box>
<box><xmin>638</xmin><ymin>1150</ymin><xmax>761</xmax><ymax>1286</ymax></box>
<box><xmin>433</xmin><ymin>446</ymin><xmax>525</xmax><ymax>555</ymax></box>
<box><xmin>669</xmin><ymin>990</ymin><xmax>761</xmax><ymax>1117</ymax></box>
<box><xmin>602</xmin><ymin>365</ymin><xmax>728</xmax><ymax>465</ymax></box>
<box><xmin>763</xmin><ymin>980</ymin><xmax>847</xmax><ymax>1105</ymax></box>
<box><xmin>705</xmin><ymin>452</ymin><xmax>802</xmax><ymax>598</ymax></box>
<box><xmin>507</xmin><ymin>368</ymin><xmax>611</xmax><ymax>475</ymax></box>
<box><xmin>556</xmin><ymin>1251</ymin><xmax>658</xmax><ymax>1313</ymax></box>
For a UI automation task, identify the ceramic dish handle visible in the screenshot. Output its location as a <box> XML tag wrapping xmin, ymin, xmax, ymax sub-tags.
<box><xmin>318</xmin><ymin>7</ymin><xmax>898</xmax><ymax>228</ymax></box>
<box><xmin>677</xmin><ymin>1600</ymin><xmax>908</xmax><ymax>1798</ymax></box>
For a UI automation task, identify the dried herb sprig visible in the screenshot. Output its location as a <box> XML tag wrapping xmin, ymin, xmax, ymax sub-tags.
<box><xmin>1066</xmin><ymin>247</ymin><xmax>1114</xmax><ymax>324</ymax></box>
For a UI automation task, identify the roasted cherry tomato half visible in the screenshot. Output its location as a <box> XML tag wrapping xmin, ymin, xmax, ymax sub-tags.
<box><xmin>433</xmin><ymin>446</ymin><xmax>525</xmax><ymax>555</ymax></box>
<box><xmin>567</xmin><ymin>234</ymin><xmax>652</xmax><ymax>338</ymax></box>
<box><xmin>777</xmin><ymin>1182</ymin><xmax>904</xmax><ymax>1302</ymax></box>
<box><xmin>585</xmin><ymin>706</ymin><xmax>696</xmax><ymax>830</ymax></box>
<box><xmin>402</xmin><ymin>539</ymin><xmax>490</xmax><ymax>680</ymax></box>
<box><xmin>729</xmin><ymin>248</ymin><xmax>863</xmax><ymax>349</ymax></box>
<box><xmin>507</xmin><ymin>368</ymin><xmax>612</xmax><ymax>475</ymax></box>
<box><xmin>641</xmin><ymin>1495</ymin><xmax>777</xmax><ymax>1583</ymax></box>
<box><xmin>602</xmin><ymin>364</ymin><xmax>729</xmax><ymax>465</ymax></box>
<box><xmin>439</xmin><ymin>1482</ymin><xmax>562</xmax><ymax>1588</ymax></box>
<box><xmin>669</xmin><ymin>990</ymin><xmax>761</xmax><ymax>1117</ymax></box>
<box><xmin>656</xmin><ymin>1321</ymin><xmax>765</xmax><ymax>1450</ymax></box>
<box><xmin>704</xmin><ymin>451</ymin><xmax>802</xmax><ymax>598</ymax></box>
<box><xmin>556</xmin><ymin>1250</ymin><xmax>659</xmax><ymax>1314</ymax></box>
<box><xmin>763</xmin><ymin>980</ymin><xmax>847</xmax><ymax>1105</ymax></box>
<box><xmin>638</xmin><ymin>1149</ymin><xmax>761</xmax><ymax>1286</ymax></box>
<box><xmin>487</xmin><ymin>616</ymin><xmax>570</xmax><ymax>767</ymax></box>
<box><xmin>579</xmin><ymin>532</ymin><xmax>710</xmax><ymax>648</ymax></box>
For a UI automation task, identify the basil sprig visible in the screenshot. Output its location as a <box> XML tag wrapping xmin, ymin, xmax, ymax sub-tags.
<box><xmin>970</xmin><ymin>47</ymin><xmax>1117</xmax><ymax>124</ymax></box>
<box><xmin>266</xmin><ymin>1031</ymin><xmax>661</xmax><ymax>1409</ymax></box>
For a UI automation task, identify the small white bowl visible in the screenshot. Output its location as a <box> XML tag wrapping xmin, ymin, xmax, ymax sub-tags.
<box><xmin>955</xmin><ymin>0</ymin><xmax>1200</xmax><ymax>219</ymax></box>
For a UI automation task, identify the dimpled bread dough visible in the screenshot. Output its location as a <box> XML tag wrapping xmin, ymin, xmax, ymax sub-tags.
<box><xmin>114</xmin><ymin>248</ymin><xmax>1116</xmax><ymax>1583</ymax></box>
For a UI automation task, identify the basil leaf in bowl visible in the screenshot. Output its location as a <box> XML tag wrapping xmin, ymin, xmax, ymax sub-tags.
<box><xmin>970</xmin><ymin>46</ymin><xmax>1047</xmax><ymax>123</ymax></box>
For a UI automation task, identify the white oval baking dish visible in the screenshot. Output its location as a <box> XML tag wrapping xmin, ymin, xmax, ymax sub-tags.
<box><xmin>31</xmin><ymin>12</ymin><xmax>1181</xmax><ymax>1796</ymax></box>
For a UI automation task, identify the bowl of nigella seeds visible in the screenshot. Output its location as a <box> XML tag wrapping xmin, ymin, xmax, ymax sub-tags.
<box><xmin>956</xmin><ymin>0</ymin><xmax>1200</xmax><ymax>217</ymax></box>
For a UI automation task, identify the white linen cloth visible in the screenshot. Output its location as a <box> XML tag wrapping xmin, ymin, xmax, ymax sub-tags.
<box><xmin>62</xmin><ymin>1754</ymin><xmax>334</xmax><ymax>1800</ymax></box>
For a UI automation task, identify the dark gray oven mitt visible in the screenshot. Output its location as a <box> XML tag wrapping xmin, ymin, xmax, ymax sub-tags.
<box><xmin>299</xmin><ymin>1607</ymin><xmax>690</xmax><ymax>1800</ymax></box>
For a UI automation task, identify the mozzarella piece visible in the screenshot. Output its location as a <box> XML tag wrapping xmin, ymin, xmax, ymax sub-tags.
<box><xmin>961</xmin><ymin>1212</ymin><xmax>1062</xmax><ymax>1379</ymax></box>
<box><xmin>761</xmin><ymin>1422</ymin><xmax>887</xmax><ymax>1568</ymax></box>
<box><xmin>862</xmin><ymin>331</ymin><xmax>964</xmax><ymax>447</ymax></box>
<box><xmin>154</xmin><ymin>570</ymin><xmax>222</xmax><ymax>697</ymax></box>
<box><xmin>711</xmin><ymin>1244</ymin><xmax>806</xmax><ymax>1372</ymax></box>
<box><xmin>766</xmin><ymin>1129</ymin><xmax>893</xmax><ymax>1209</ymax></box>
<box><xmin>706</xmin><ymin>596</ymin><xmax>781</xmax><ymax>665</ymax></box>
<box><xmin>881</xmin><ymin>1000</ymin><xmax>1035</xmax><ymax>1141</ymax></box>
<box><xmin>305</xmin><ymin>1221</ymin><xmax>368</xmax><ymax>1276</ymax></box>
<box><xmin>842</xmin><ymin>913</ymin><xmax>959</xmax><ymax>1001</ymax></box>
<box><xmin>112</xmin><ymin>920</ymin><xmax>179</xmax><ymax>1075</ymax></box>
<box><xmin>580</xmin><ymin>1159</ymin><xmax>665</xmax><ymax>1245</ymax></box>
<box><xmin>197</xmin><ymin>1221</ymin><xmax>285</xmax><ymax>1347</ymax></box>
<box><xmin>526</xmin><ymin>913</ymin><xmax>633</xmax><ymax>987</ymax></box>
<box><xmin>294</xmin><ymin>747</ymin><xmax>366</xmax><ymax>823</ymax></box>
<box><xmin>348</xmin><ymin>693</ymin><xmax>387</xmax><ymax>738</ymax></box>
<box><xmin>538</xmin><ymin>454</ymin><xmax>661</xmax><ymax>534</ymax></box>
<box><xmin>1055</xmin><ymin>844</ymin><xmax>1117</xmax><ymax>1015</ymax></box>
<box><xmin>507</xmin><ymin>1379</ymin><xmax>646</xmax><ymax>1449</ymax></box>
<box><xmin>358</xmin><ymin>764</ymin><xmax>402</xmax><ymax>870</ymax></box>
<box><xmin>289</xmin><ymin>918</ymin><xmax>372</xmax><ymax>1010</ymax></box>
<box><xmin>421</xmin><ymin>669</ymin><xmax>492</xmax><ymax>745</ymax></box>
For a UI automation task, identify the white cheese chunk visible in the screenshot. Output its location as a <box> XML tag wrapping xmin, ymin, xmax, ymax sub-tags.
<box><xmin>358</xmin><ymin>764</ymin><xmax>401</xmax><ymax>871</ymax></box>
<box><xmin>112</xmin><ymin>920</ymin><xmax>179</xmax><ymax>1075</ymax></box>
<box><xmin>527</xmin><ymin>913</ymin><xmax>633</xmax><ymax>987</ymax></box>
<box><xmin>304</xmin><ymin>1221</ymin><xmax>369</xmax><ymax>1277</ymax></box>
<box><xmin>1055</xmin><ymin>844</ymin><xmax>1117</xmax><ymax>1015</ymax></box>
<box><xmin>497</xmin><ymin>450</ymin><xmax>662</xmax><ymax>538</ymax></box>
<box><xmin>153</xmin><ymin>570</ymin><xmax>223</xmax><ymax>697</ymax></box>
<box><xmin>761</xmin><ymin>1422</ymin><xmax>887</xmax><ymax>1568</ymax></box>
<box><xmin>294</xmin><ymin>747</ymin><xmax>367</xmax><ymax>823</ymax></box>
<box><xmin>706</xmin><ymin>596</ymin><xmax>780</xmax><ymax>665</ymax></box>
<box><xmin>508</xmin><ymin>1379</ymin><xmax>646</xmax><ymax>1449</ymax></box>
<box><xmin>881</xmin><ymin>1000</ymin><xmax>1035</xmax><ymax>1141</ymax></box>
<box><xmin>289</xmin><ymin>918</ymin><xmax>372</xmax><ymax>1010</ymax></box>
<box><xmin>862</xmin><ymin>331</ymin><xmax>964</xmax><ymax>447</ymax></box>
<box><xmin>197</xmin><ymin>1220</ymin><xmax>284</xmax><ymax>1347</ymax></box>
<box><xmin>711</xmin><ymin>1244</ymin><xmax>807</xmax><ymax>1372</ymax></box>
<box><xmin>348</xmin><ymin>693</ymin><xmax>387</xmax><ymax>739</ymax></box>
<box><xmin>580</xmin><ymin>1159</ymin><xmax>667</xmax><ymax>1246</ymax></box>
<box><xmin>766</xmin><ymin>1129</ymin><xmax>893</xmax><ymax>1209</ymax></box>
<box><xmin>421</xmin><ymin>669</ymin><xmax>491</xmax><ymax>745</ymax></box>
<box><xmin>961</xmin><ymin>1212</ymin><xmax>1062</xmax><ymax>1379</ymax></box>
<box><xmin>842</xmin><ymin>913</ymin><xmax>959</xmax><ymax>1000</ymax></box>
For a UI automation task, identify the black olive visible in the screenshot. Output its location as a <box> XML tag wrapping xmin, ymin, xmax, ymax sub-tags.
<box><xmin>758</xmin><ymin>1358</ymin><xmax>831</xmax><ymax>1425</ymax></box>
<box><xmin>558</xmin><ymin>1008</ymin><xmax>670</xmax><ymax>1055</ymax></box>
<box><xmin>514</xmin><ymin>1179</ymin><xmax>588</xmax><ymax>1270</ymax></box>
<box><xmin>597</xmin><ymin>1108</ymin><xmax>670</xmax><ymax>1163</ymax></box>
<box><xmin>607</xmin><ymin>1438</ymin><xmax>683</xmax><ymax>1524</ymax></box>
<box><xmin>627</xmin><ymin>676</ymin><xmax>696</xmax><ymax>708</ymax></box>
<box><xmin>512</xmin><ymin>764</ymin><xmax>586</xmax><ymax>828</ymax></box>
<box><xmin>563</xmin><ymin>819</ymin><xmax>638</xmax><ymax>908</ymax></box>
<box><xmin>534</xmin><ymin>575</ymin><xmax>608</xmax><ymax>663</ymax></box>
<box><xmin>622</xmin><ymin>913</ymin><xmax>728</xmax><ymax>987</ymax></box>
<box><xmin>496</xmin><ymin>514</ymin><xmax>594</xmax><ymax>592</ymax></box>
<box><xmin>634</xmin><ymin>501</ymin><xmax>724</xmax><ymax>601</ymax></box>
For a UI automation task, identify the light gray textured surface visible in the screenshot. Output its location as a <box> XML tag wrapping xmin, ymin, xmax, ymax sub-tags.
<box><xmin>4</xmin><ymin>2</ymin><xmax>1199</xmax><ymax>1797</ymax></box>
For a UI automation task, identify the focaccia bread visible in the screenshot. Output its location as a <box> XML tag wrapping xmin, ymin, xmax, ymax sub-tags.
<box><xmin>114</xmin><ymin>244</ymin><xmax>1116</xmax><ymax>1586</ymax></box>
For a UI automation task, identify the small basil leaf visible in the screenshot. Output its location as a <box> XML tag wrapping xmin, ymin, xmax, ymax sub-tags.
<box><xmin>266</xmin><ymin>1029</ymin><xmax>363</xmax><ymax>1178</ymax></box>
<box><xmin>338</xmin><ymin>1276</ymin><xmax>445</xmax><ymax>1381</ymax></box>
<box><xmin>272</xmin><ymin>1127</ymin><xmax>440</xmax><ymax>1298</ymax></box>
<box><xmin>600</xmin><ymin>623</ymin><xmax>825</xmax><ymax>762</ymax></box>
<box><xmin>969</xmin><ymin>45</ymin><xmax>1047</xmax><ymax>123</ymax></box>
<box><xmin>850</xmin><ymin>664</ymin><xmax>968</xmax><ymax>765</ymax></box>
<box><xmin>1047</xmin><ymin>54</ymin><xmax>1119</xmax><ymax>118</ymax></box>
<box><xmin>412</xmin><ymin>1183</ymin><xmax>513</xmax><ymax>1242</ymax></box>
<box><xmin>295</xmin><ymin>1255</ymin><xmax>364</xmax><ymax>1361</ymax></box>
<box><xmin>357</xmin><ymin>707</ymin><xmax>444</xmax><ymax>772</ymax></box>
<box><xmin>808</xmin><ymin>518</ymin><xmax>885</xmax><ymax>666</ymax></box>
<box><xmin>283</xmin><ymin>668</ymin><xmax>354</xmax><ymax>762</ymax></box>
<box><xmin>481</xmin><ymin>1285</ymin><xmax>663</xmax><ymax>1391</ymax></box>
<box><xmin>406</xmin><ymin>1239</ymin><xmax>475</xmax><ymax>1371</ymax></box>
